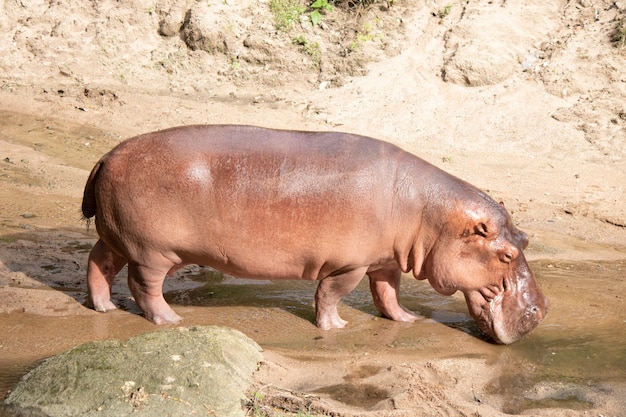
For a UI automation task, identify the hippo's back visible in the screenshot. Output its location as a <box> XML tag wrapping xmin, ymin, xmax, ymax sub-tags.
<box><xmin>82</xmin><ymin>125</ymin><xmax>408</xmax><ymax>272</ymax></box>
<box><xmin>88</xmin><ymin>125</ymin><xmax>405</xmax><ymax>207</ymax></box>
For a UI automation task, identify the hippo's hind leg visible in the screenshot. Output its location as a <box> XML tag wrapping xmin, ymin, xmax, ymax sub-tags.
<box><xmin>368</xmin><ymin>269</ymin><xmax>421</xmax><ymax>322</ymax></box>
<box><xmin>315</xmin><ymin>267</ymin><xmax>368</xmax><ymax>330</ymax></box>
<box><xmin>87</xmin><ymin>239</ymin><xmax>128</xmax><ymax>312</ymax></box>
<box><xmin>127</xmin><ymin>262</ymin><xmax>182</xmax><ymax>325</ymax></box>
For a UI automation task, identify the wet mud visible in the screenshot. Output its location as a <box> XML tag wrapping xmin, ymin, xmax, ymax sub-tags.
<box><xmin>1</xmin><ymin>259</ymin><xmax>625</xmax><ymax>415</ymax></box>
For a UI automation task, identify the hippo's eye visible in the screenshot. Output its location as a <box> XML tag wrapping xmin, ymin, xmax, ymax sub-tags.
<box><xmin>474</xmin><ymin>223</ymin><xmax>488</xmax><ymax>237</ymax></box>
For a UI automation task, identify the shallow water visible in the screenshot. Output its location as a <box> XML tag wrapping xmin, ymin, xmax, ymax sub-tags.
<box><xmin>1</xmin><ymin>260</ymin><xmax>625</xmax><ymax>415</ymax></box>
<box><xmin>494</xmin><ymin>260</ymin><xmax>626</xmax><ymax>414</ymax></box>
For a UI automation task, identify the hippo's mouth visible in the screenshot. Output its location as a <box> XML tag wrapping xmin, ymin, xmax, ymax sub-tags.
<box><xmin>464</xmin><ymin>284</ymin><xmax>546</xmax><ymax>345</ymax></box>
<box><xmin>464</xmin><ymin>289</ymin><xmax>509</xmax><ymax>344</ymax></box>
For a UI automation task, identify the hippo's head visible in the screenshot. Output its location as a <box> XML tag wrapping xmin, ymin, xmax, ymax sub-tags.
<box><xmin>421</xmin><ymin>197</ymin><xmax>548</xmax><ymax>344</ymax></box>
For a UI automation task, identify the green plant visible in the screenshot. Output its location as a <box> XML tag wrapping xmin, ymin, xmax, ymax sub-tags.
<box><xmin>614</xmin><ymin>19</ymin><xmax>626</xmax><ymax>48</ymax></box>
<box><xmin>349</xmin><ymin>22</ymin><xmax>374</xmax><ymax>51</ymax></box>
<box><xmin>248</xmin><ymin>391</ymin><xmax>268</xmax><ymax>417</ymax></box>
<box><xmin>293</xmin><ymin>35</ymin><xmax>321</xmax><ymax>65</ymax></box>
<box><xmin>438</xmin><ymin>3</ymin><xmax>453</xmax><ymax>18</ymax></box>
<box><xmin>293</xmin><ymin>35</ymin><xmax>307</xmax><ymax>45</ymax></box>
<box><xmin>341</xmin><ymin>0</ymin><xmax>391</xmax><ymax>8</ymax></box>
<box><xmin>310</xmin><ymin>0</ymin><xmax>332</xmax><ymax>26</ymax></box>
<box><xmin>294</xmin><ymin>403</ymin><xmax>327</xmax><ymax>416</ymax></box>
<box><xmin>270</xmin><ymin>0</ymin><xmax>305</xmax><ymax>31</ymax></box>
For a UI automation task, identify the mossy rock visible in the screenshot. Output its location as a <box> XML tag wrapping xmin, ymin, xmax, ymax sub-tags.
<box><xmin>4</xmin><ymin>326</ymin><xmax>263</xmax><ymax>417</ymax></box>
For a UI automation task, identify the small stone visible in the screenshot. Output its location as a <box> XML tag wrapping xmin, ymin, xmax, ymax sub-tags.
<box><xmin>21</xmin><ymin>213</ymin><xmax>36</xmax><ymax>219</ymax></box>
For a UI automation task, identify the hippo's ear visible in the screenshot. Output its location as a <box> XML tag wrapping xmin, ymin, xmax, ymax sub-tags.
<box><xmin>514</xmin><ymin>229</ymin><xmax>530</xmax><ymax>250</ymax></box>
<box><xmin>461</xmin><ymin>223</ymin><xmax>487</xmax><ymax>239</ymax></box>
<box><xmin>461</xmin><ymin>207</ymin><xmax>495</xmax><ymax>239</ymax></box>
<box><xmin>473</xmin><ymin>222</ymin><xmax>488</xmax><ymax>237</ymax></box>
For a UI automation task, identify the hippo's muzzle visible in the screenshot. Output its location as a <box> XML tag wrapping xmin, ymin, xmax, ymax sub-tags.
<box><xmin>465</xmin><ymin>257</ymin><xmax>548</xmax><ymax>344</ymax></box>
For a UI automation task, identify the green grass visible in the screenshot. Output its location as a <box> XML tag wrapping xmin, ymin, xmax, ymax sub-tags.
<box><xmin>438</xmin><ymin>3</ymin><xmax>453</xmax><ymax>18</ymax></box>
<box><xmin>293</xmin><ymin>35</ymin><xmax>321</xmax><ymax>65</ymax></box>
<box><xmin>270</xmin><ymin>0</ymin><xmax>305</xmax><ymax>31</ymax></box>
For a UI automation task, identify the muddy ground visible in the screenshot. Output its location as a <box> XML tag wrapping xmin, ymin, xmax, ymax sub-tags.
<box><xmin>1</xmin><ymin>0</ymin><xmax>625</xmax><ymax>415</ymax></box>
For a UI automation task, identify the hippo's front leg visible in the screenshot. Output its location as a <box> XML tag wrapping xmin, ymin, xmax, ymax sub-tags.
<box><xmin>315</xmin><ymin>267</ymin><xmax>368</xmax><ymax>329</ymax></box>
<box><xmin>368</xmin><ymin>269</ymin><xmax>422</xmax><ymax>322</ymax></box>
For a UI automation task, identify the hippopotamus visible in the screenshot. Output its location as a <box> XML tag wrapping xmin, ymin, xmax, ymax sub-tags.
<box><xmin>82</xmin><ymin>124</ymin><xmax>548</xmax><ymax>344</ymax></box>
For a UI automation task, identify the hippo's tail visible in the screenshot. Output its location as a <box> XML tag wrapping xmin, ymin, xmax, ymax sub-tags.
<box><xmin>82</xmin><ymin>160</ymin><xmax>102</xmax><ymax>220</ymax></box>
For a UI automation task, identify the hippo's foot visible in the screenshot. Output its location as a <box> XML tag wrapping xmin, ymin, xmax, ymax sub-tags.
<box><xmin>132</xmin><ymin>292</ymin><xmax>183</xmax><ymax>325</ymax></box>
<box><xmin>90</xmin><ymin>298</ymin><xmax>118</xmax><ymax>313</ymax></box>
<box><xmin>315</xmin><ymin>267</ymin><xmax>368</xmax><ymax>330</ymax></box>
<box><xmin>316</xmin><ymin>307</ymin><xmax>348</xmax><ymax>330</ymax></box>
<box><xmin>368</xmin><ymin>269</ymin><xmax>422</xmax><ymax>323</ymax></box>
<box><xmin>380</xmin><ymin>306</ymin><xmax>422</xmax><ymax>323</ymax></box>
<box><xmin>146</xmin><ymin>309</ymin><xmax>183</xmax><ymax>325</ymax></box>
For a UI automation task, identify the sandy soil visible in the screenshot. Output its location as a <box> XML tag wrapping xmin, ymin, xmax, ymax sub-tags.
<box><xmin>1</xmin><ymin>0</ymin><xmax>625</xmax><ymax>415</ymax></box>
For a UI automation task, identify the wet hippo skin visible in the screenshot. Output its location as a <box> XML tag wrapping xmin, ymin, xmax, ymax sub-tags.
<box><xmin>82</xmin><ymin>125</ymin><xmax>548</xmax><ymax>344</ymax></box>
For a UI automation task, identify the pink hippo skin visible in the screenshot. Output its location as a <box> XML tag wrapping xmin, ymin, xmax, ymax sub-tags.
<box><xmin>82</xmin><ymin>125</ymin><xmax>548</xmax><ymax>344</ymax></box>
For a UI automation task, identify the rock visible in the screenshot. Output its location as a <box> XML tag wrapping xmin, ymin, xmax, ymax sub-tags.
<box><xmin>181</xmin><ymin>2</ymin><xmax>246</xmax><ymax>55</ymax></box>
<box><xmin>443</xmin><ymin>41</ymin><xmax>518</xmax><ymax>86</ymax></box>
<box><xmin>4</xmin><ymin>326</ymin><xmax>263</xmax><ymax>417</ymax></box>
<box><xmin>158</xmin><ymin>0</ymin><xmax>194</xmax><ymax>37</ymax></box>
<box><xmin>441</xmin><ymin>1</ymin><xmax>560</xmax><ymax>86</ymax></box>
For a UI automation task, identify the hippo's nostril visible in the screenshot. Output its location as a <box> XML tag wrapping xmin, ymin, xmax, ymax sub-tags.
<box><xmin>528</xmin><ymin>304</ymin><xmax>545</xmax><ymax>320</ymax></box>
